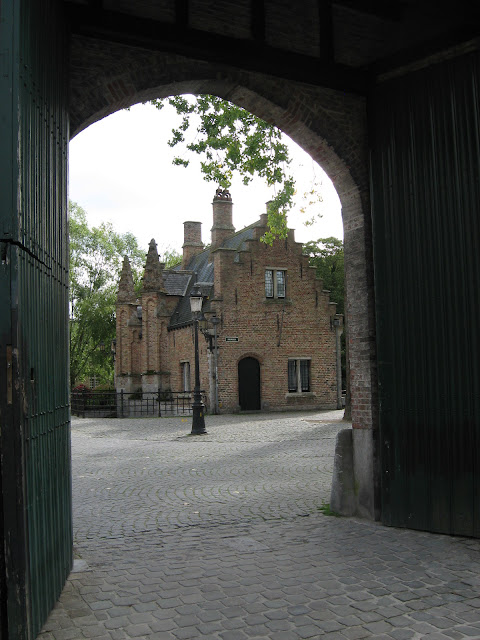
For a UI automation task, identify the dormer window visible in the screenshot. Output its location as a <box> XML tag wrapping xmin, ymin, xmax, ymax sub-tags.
<box><xmin>265</xmin><ymin>269</ymin><xmax>286</xmax><ymax>299</ymax></box>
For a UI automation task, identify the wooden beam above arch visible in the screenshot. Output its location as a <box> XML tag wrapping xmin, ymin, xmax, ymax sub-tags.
<box><xmin>65</xmin><ymin>3</ymin><xmax>368</xmax><ymax>94</ymax></box>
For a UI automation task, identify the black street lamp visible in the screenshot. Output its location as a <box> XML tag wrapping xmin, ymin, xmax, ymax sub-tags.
<box><xmin>190</xmin><ymin>286</ymin><xmax>207</xmax><ymax>435</ymax></box>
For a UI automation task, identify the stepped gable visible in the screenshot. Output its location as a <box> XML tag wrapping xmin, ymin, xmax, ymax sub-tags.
<box><xmin>117</xmin><ymin>256</ymin><xmax>136</xmax><ymax>303</ymax></box>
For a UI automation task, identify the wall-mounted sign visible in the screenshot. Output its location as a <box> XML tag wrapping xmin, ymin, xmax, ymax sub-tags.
<box><xmin>225</xmin><ymin>337</ymin><xmax>239</xmax><ymax>342</ymax></box>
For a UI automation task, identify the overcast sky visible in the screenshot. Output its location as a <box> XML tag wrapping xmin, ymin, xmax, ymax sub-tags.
<box><xmin>68</xmin><ymin>101</ymin><xmax>343</xmax><ymax>256</ymax></box>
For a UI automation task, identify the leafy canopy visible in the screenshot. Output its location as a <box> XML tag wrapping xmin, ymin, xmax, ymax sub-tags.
<box><xmin>304</xmin><ymin>237</ymin><xmax>345</xmax><ymax>388</ymax></box>
<box><xmin>303</xmin><ymin>237</ymin><xmax>344</xmax><ymax>316</ymax></box>
<box><xmin>69</xmin><ymin>202</ymin><xmax>147</xmax><ymax>388</ymax></box>
<box><xmin>151</xmin><ymin>95</ymin><xmax>295</xmax><ymax>243</ymax></box>
<box><xmin>161</xmin><ymin>248</ymin><xmax>183</xmax><ymax>269</ymax></box>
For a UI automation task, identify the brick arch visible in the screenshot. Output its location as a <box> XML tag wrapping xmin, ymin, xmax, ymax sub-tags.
<box><xmin>70</xmin><ymin>41</ymin><xmax>368</xmax><ymax>188</ymax></box>
<box><xmin>235</xmin><ymin>352</ymin><xmax>264</xmax><ymax>367</ymax></box>
<box><xmin>238</xmin><ymin>355</ymin><xmax>262</xmax><ymax>411</ymax></box>
<box><xmin>70</xmin><ymin>45</ymin><xmax>376</xmax><ymax>457</ymax></box>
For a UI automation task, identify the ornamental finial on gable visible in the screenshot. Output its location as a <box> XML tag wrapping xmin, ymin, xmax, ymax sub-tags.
<box><xmin>214</xmin><ymin>187</ymin><xmax>232</xmax><ymax>201</ymax></box>
<box><xmin>117</xmin><ymin>255</ymin><xmax>136</xmax><ymax>303</ymax></box>
<box><xmin>142</xmin><ymin>238</ymin><xmax>167</xmax><ymax>293</ymax></box>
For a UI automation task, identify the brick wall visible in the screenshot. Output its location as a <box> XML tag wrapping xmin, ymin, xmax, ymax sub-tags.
<box><xmin>82</xmin><ymin>33</ymin><xmax>375</xmax><ymax>429</ymax></box>
<box><xmin>117</xmin><ymin>210</ymin><xmax>340</xmax><ymax>413</ymax></box>
<box><xmin>115</xmin><ymin>304</ymin><xmax>142</xmax><ymax>393</ymax></box>
<box><xmin>163</xmin><ymin>219</ymin><xmax>339</xmax><ymax>413</ymax></box>
<box><xmin>211</xmin><ymin>191</ymin><xmax>235</xmax><ymax>249</ymax></box>
<box><xmin>210</xmin><ymin>222</ymin><xmax>338</xmax><ymax>412</ymax></box>
<box><xmin>167</xmin><ymin>323</ymin><xmax>211</xmax><ymax>404</ymax></box>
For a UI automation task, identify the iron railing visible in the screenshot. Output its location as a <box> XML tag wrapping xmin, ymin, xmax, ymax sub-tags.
<box><xmin>71</xmin><ymin>389</ymin><xmax>207</xmax><ymax>418</ymax></box>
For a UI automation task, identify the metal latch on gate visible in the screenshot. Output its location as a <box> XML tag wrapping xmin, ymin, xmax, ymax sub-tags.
<box><xmin>6</xmin><ymin>345</ymin><xmax>12</xmax><ymax>404</ymax></box>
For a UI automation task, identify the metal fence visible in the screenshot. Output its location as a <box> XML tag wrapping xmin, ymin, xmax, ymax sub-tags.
<box><xmin>71</xmin><ymin>390</ymin><xmax>207</xmax><ymax>418</ymax></box>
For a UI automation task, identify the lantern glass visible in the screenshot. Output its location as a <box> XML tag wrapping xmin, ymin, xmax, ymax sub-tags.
<box><xmin>190</xmin><ymin>289</ymin><xmax>203</xmax><ymax>314</ymax></box>
<box><xmin>198</xmin><ymin>315</ymin><xmax>209</xmax><ymax>333</ymax></box>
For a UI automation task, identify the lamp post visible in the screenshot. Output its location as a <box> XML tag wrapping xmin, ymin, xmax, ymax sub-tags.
<box><xmin>190</xmin><ymin>286</ymin><xmax>207</xmax><ymax>435</ymax></box>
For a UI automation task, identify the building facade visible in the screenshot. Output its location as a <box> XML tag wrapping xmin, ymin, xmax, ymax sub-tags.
<box><xmin>115</xmin><ymin>190</ymin><xmax>342</xmax><ymax>413</ymax></box>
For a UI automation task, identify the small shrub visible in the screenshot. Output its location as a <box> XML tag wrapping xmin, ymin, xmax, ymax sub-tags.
<box><xmin>95</xmin><ymin>383</ymin><xmax>114</xmax><ymax>392</ymax></box>
<box><xmin>72</xmin><ymin>383</ymin><xmax>90</xmax><ymax>394</ymax></box>
<box><xmin>317</xmin><ymin>501</ymin><xmax>340</xmax><ymax>517</ymax></box>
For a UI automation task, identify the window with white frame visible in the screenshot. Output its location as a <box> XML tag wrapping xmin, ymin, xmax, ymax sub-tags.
<box><xmin>288</xmin><ymin>359</ymin><xmax>311</xmax><ymax>393</ymax></box>
<box><xmin>181</xmin><ymin>362</ymin><xmax>191</xmax><ymax>392</ymax></box>
<box><xmin>265</xmin><ymin>269</ymin><xmax>286</xmax><ymax>298</ymax></box>
<box><xmin>88</xmin><ymin>375</ymin><xmax>100</xmax><ymax>390</ymax></box>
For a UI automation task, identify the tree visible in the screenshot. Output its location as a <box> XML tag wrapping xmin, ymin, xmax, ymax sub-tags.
<box><xmin>161</xmin><ymin>247</ymin><xmax>182</xmax><ymax>269</ymax></box>
<box><xmin>303</xmin><ymin>237</ymin><xmax>344</xmax><ymax>315</ymax></box>
<box><xmin>303</xmin><ymin>237</ymin><xmax>346</xmax><ymax>393</ymax></box>
<box><xmin>151</xmin><ymin>95</ymin><xmax>296</xmax><ymax>243</ymax></box>
<box><xmin>69</xmin><ymin>202</ymin><xmax>147</xmax><ymax>388</ymax></box>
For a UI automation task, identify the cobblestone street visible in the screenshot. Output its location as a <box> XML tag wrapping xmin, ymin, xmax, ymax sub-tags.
<box><xmin>39</xmin><ymin>411</ymin><xmax>480</xmax><ymax>639</ymax></box>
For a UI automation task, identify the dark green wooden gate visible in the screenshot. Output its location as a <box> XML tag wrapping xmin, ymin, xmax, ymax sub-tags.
<box><xmin>0</xmin><ymin>1</ymin><xmax>72</xmax><ymax>637</ymax></box>
<box><xmin>370</xmin><ymin>52</ymin><xmax>480</xmax><ymax>536</ymax></box>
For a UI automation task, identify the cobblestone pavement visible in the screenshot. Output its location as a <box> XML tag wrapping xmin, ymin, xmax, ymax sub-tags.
<box><xmin>39</xmin><ymin>411</ymin><xmax>480</xmax><ymax>639</ymax></box>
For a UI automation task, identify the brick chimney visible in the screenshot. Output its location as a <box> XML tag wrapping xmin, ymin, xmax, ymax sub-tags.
<box><xmin>211</xmin><ymin>188</ymin><xmax>235</xmax><ymax>249</ymax></box>
<box><xmin>182</xmin><ymin>221</ymin><xmax>204</xmax><ymax>268</ymax></box>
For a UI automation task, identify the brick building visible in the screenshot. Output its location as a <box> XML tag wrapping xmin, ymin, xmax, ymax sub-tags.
<box><xmin>115</xmin><ymin>190</ymin><xmax>342</xmax><ymax>413</ymax></box>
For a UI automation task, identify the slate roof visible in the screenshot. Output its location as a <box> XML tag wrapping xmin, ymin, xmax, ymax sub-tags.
<box><xmin>167</xmin><ymin>222</ymin><xmax>259</xmax><ymax>329</ymax></box>
<box><xmin>163</xmin><ymin>272</ymin><xmax>191</xmax><ymax>297</ymax></box>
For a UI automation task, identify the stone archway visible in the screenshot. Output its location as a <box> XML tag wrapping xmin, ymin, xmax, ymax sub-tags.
<box><xmin>69</xmin><ymin>49</ymin><xmax>377</xmax><ymax>518</ymax></box>
<box><xmin>3</xmin><ymin>4</ymin><xmax>478</xmax><ymax>636</ymax></box>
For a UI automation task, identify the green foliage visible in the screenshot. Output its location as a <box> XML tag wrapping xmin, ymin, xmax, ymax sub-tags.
<box><xmin>303</xmin><ymin>237</ymin><xmax>344</xmax><ymax>315</ymax></box>
<box><xmin>160</xmin><ymin>247</ymin><xmax>182</xmax><ymax>269</ymax></box>
<box><xmin>317</xmin><ymin>501</ymin><xmax>340</xmax><ymax>517</ymax></box>
<box><xmin>69</xmin><ymin>201</ymin><xmax>146</xmax><ymax>388</ymax></box>
<box><xmin>151</xmin><ymin>95</ymin><xmax>295</xmax><ymax>242</ymax></box>
<box><xmin>304</xmin><ymin>237</ymin><xmax>346</xmax><ymax>389</ymax></box>
<box><xmin>299</xmin><ymin>181</ymin><xmax>324</xmax><ymax>227</ymax></box>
